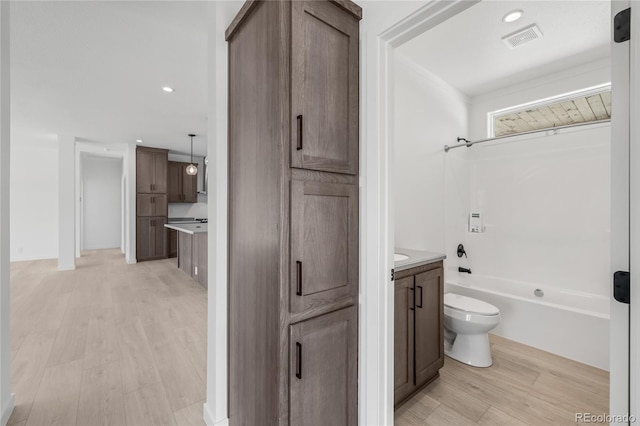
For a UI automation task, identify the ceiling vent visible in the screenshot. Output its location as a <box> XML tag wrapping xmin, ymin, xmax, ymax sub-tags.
<box><xmin>502</xmin><ymin>24</ymin><xmax>543</xmax><ymax>49</ymax></box>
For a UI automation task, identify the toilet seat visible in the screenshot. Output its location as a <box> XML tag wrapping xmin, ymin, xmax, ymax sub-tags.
<box><xmin>444</xmin><ymin>293</ymin><xmax>499</xmax><ymax>316</ymax></box>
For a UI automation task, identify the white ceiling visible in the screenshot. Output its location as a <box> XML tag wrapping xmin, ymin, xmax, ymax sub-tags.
<box><xmin>397</xmin><ymin>0</ymin><xmax>611</xmax><ymax>97</ymax></box>
<box><xmin>11</xmin><ymin>1</ymin><xmax>209</xmax><ymax>155</ymax></box>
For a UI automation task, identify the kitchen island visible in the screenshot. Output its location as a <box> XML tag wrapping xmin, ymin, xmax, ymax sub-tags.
<box><xmin>164</xmin><ymin>222</ymin><xmax>208</xmax><ymax>289</ymax></box>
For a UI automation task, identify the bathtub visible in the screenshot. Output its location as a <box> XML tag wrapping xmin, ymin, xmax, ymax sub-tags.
<box><xmin>446</xmin><ymin>273</ymin><xmax>610</xmax><ymax>371</ymax></box>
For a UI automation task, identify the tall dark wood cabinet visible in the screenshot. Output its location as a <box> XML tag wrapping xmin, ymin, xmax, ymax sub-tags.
<box><xmin>226</xmin><ymin>1</ymin><xmax>361</xmax><ymax>425</ymax></box>
<box><xmin>136</xmin><ymin>146</ymin><xmax>168</xmax><ymax>261</ymax></box>
<box><xmin>394</xmin><ymin>262</ymin><xmax>444</xmax><ymax>408</ymax></box>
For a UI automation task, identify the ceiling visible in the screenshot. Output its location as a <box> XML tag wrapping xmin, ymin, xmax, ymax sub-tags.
<box><xmin>11</xmin><ymin>1</ymin><xmax>209</xmax><ymax>155</ymax></box>
<box><xmin>397</xmin><ymin>0</ymin><xmax>611</xmax><ymax>97</ymax></box>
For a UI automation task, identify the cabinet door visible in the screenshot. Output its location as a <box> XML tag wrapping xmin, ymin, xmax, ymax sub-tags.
<box><xmin>394</xmin><ymin>276</ymin><xmax>415</xmax><ymax>406</ymax></box>
<box><xmin>291</xmin><ymin>1</ymin><xmax>359</xmax><ymax>175</ymax></box>
<box><xmin>414</xmin><ymin>268</ymin><xmax>444</xmax><ymax>387</ymax></box>
<box><xmin>290</xmin><ymin>307</ymin><xmax>357</xmax><ymax>426</ymax></box>
<box><xmin>137</xmin><ymin>149</ymin><xmax>155</xmax><ymax>193</ymax></box>
<box><xmin>153</xmin><ymin>217</ymin><xmax>167</xmax><ymax>258</ymax></box>
<box><xmin>182</xmin><ymin>165</ymin><xmax>198</xmax><ymax>203</ymax></box>
<box><xmin>152</xmin><ymin>152</ymin><xmax>168</xmax><ymax>194</ymax></box>
<box><xmin>290</xmin><ymin>179</ymin><xmax>358</xmax><ymax>314</ymax></box>
<box><xmin>136</xmin><ymin>217</ymin><xmax>153</xmax><ymax>261</ymax></box>
<box><xmin>167</xmin><ymin>161</ymin><xmax>183</xmax><ymax>203</ymax></box>
<box><xmin>137</xmin><ymin>194</ymin><xmax>155</xmax><ymax>217</ymax></box>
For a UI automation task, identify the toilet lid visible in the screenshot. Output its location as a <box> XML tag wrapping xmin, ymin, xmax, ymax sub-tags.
<box><xmin>444</xmin><ymin>293</ymin><xmax>499</xmax><ymax>316</ymax></box>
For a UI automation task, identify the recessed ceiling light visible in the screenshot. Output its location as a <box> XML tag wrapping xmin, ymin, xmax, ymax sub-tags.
<box><xmin>136</xmin><ymin>139</ymin><xmax>143</xmax><ymax>143</ymax></box>
<box><xmin>503</xmin><ymin>9</ymin><xmax>523</xmax><ymax>23</ymax></box>
<box><xmin>162</xmin><ymin>86</ymin><xmax>174</xmax><ymax>93</ymax></box>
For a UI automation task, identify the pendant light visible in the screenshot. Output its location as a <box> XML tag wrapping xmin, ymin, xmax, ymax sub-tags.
<box><xmin>186</xmin><ymin>133</ymin><xmax>198</xmax><ymax>176</ymax></box>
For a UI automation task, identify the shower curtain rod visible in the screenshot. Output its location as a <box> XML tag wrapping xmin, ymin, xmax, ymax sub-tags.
<box><xmin>443</xmin><ymin>119</ymin><xmax>611</xmax><ymax>153</ymax></box>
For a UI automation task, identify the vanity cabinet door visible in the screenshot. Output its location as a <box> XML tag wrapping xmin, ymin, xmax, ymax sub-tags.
<box><xmin>394</xmin><ymin>276</ymin><xmax>415</xmax><ymax>406</ymax></box>
<box><xmin>414</xmin><ymin>268</ymin><xmax>444</xmax><ymax>387</ymax></box>
<box><xmin>291</xmin><ymin>0</ymin><xmax>359</xmax><ymax>175</ymax></box>
<box><xmin>290</xmin><ymin>179</ymin><xmax>358</xmax><ymax>315</ymax></box>
<box><xmin>290</xmin><ymin>306</ymin><xmax>357</xmax><ymax>426</ymax></box>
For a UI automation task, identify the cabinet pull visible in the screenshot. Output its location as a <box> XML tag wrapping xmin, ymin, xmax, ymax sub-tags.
<box><xmin>151</xmin><ymin>197</ymin><xmax>155</xmax><ymax>204</ymax></box>
<box><xmin>417</xmin><ymin>285</ymin><xmax>423</xmax><ymax>308</ymax></box>
<box><xmin>295</xmin><ymin>342</ymin><xmax>302</xmax><ymax>379</ymax></box>
<box><xmin>410</xmin><ymin>287</ymin><xmax>415</xmax><ymax>311</ymax></box>
<box><xmin>296</xmin><ymin>261</ymin><xmax>302</xmax><ymax>296</ymax></box>
<box><xmin>296</xmin><ymin>115</ymin><xmax>303</xmax><ymax>151</ymax></box>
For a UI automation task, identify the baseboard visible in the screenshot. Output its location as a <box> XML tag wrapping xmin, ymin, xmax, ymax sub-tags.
<box><xmin>203</xmin><ymin>402</ymin><xmax>228</xmax><ymax>426</ymax></box>
<box><xmin>1</xmin><ymin>393</ymin><xmax>15</xmax><ymax>426</ymax></box>
<box><xmin>57</xmin><ymin>264</ymin><xmax>76</xmax><ymax>271</ymax></box>
<box><xmin>126</xmin><ymin>258</ymin><xmax>137</xmax><ymax>265</ymax></box>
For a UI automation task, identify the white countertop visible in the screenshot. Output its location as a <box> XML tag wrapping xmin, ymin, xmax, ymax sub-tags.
<box><xmin>394</xmin><ymin>248</ymin><xmax>446</xmax><ymax>272</ymax></box>
<box><xmin>164</xmin><ymin>223</ymin><xmax>208</xmax><ymax>235</ymax></box>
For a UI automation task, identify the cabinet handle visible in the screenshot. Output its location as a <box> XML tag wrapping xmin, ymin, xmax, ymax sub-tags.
<box><xmin>295</xmin><ymin>342</ymin><xmax>302</xmax><ymax>379</ymax></box>
<box><xmin>296</xmin><ymin>115</ymin><xmax>303</xmax><ymax>151</ymax></box>
<box><xmin>417</xmin><ymin>285</ymin><xmax>423</xmax><ymax>308</ymax></box>
<box><xmin>410</xmin><ymin>286</ymin><xmax>415</xmax><ymax>311</ymax></box>
<box><xmin>151</xmin><ymin>197</ymin><xmax>155</xmax><ymax>204</ymax></box>
<box><xmin>296</xmin><ymin>261</ymin><xmax>302</xmax><ymax>296</ymax></box>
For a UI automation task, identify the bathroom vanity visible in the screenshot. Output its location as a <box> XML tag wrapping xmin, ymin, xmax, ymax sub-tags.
<box><xmin>394</xmin><ymin>249</ymin><xmax>445</xmax><ymax>408</ymax></box>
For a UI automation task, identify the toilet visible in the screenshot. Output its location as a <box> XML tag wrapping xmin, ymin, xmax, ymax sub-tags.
<box><xmin>443</xmin><ymin>293</ymin><xmax>500</xmax><ymax>368</ymax></box>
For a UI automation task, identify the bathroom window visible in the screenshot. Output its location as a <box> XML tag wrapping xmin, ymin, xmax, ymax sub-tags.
<box><xmin>488</xmin><ymin>84</ymin><xmax>611</xmax><ymax>138</ymax></box>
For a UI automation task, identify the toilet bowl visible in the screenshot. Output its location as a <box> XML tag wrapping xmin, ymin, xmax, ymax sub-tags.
<box><xmin>443</xmin><ymin>293</ymin><xmax>500</xmax><ymax>368</ymax></box>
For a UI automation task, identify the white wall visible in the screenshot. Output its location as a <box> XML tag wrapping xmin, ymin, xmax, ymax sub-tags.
<box><xmin>81</xmin><ymin>155</ymin><xmax>122</xmax><ymax>250</ymax></box>
<box><xmin>393</xmin><ymin>53</ymin><xmax>469</xmax><ymax>265</ymax></box>
<box><xmin>458</xmin><ymin>58</ymin><xmax>612</xmax><ymax>298</ymax></box>
<box><xmin>10</xmin><ymin>138</ymin><xmax>58</xmax><ymax>261</ymax></box>
<box><xmin>464</xmin><ymin>124</ymin><xmax>611</xmax><ymax>298</ymax></box>
<box><xmin>167</xmin><ymin>152</ymin><xmax>207</xmax><ymax>219</ymax></box>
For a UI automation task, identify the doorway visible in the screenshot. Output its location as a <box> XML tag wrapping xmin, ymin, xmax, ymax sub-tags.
<box><xmin>80</xmin><ymin>154</ymin><xmax>123</xmax><ymax>252</ymax></box>
<box><xmin>371</xmin><ymin>0</ymin><xmax>633</xmax><ymax>424</ymax></box>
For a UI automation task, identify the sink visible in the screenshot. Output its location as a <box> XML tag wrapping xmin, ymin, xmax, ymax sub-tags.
<box><xmin>394</xmin><ymin>253</ymin><xmax>409</xmax><ymax>262</ymax></box>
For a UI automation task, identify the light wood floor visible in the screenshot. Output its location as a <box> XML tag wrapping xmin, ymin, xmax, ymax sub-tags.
<box><xmin>395</xmin><ymin>334</ymin><xmax>609</xmax><ymax>426</ymax></box>
<box><xmin>8</xmin><ymin>249</ymin><xmax>207</xmax><ymax>426</ymax></box>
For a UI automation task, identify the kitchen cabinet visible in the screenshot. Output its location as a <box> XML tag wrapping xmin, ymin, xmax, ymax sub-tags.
<box><xmin>289</xmin><ymin>306</ymin><xmax>357</xmax><ymax>426</ymax></box>
<box><xmin>226</xmin><ymin>1</ymin><xmax>361</xmax><ymax>424</ymax></box>
<box><xmin>137</xmin><ymin>194</ymin><xmax>167</xmax><ymax>217</ymax></box>
<box><xmin>168</xmin><ymin>161</ymin><xmax>197</xmax><ymax>203</ymax></box>
<box><xmin>394</xmin><ymin>261</ymin><xmax>444</xmax><ymax>408</ymax></box>
<box><xmin>136</xmin><ymin>217</ymin><xmax>167</xmax><ymax>261</ymax></box>
<box><xmin>137</xmin><ymin>147</ymin><xmax>168</xmax><ymax>194</ymax></box>
<box><xmin>136</xmin><ymin>146</ymin><xmax>169</xmax><ymax>262</ymax></box>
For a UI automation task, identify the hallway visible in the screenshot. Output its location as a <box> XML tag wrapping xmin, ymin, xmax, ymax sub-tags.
<box><xmin>8</xmin><ymin>250</ymin><xmax>207</xmax><ymax>426</ymax></box>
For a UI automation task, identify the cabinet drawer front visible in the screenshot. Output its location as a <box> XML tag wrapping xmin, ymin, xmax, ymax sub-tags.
<box><xmin>414</xmin><ymin>268</ymin><xmax>444</xmax><ymax>387</ymax></box>
<box><xmin>290</xmin><ymin>179</ymin><xmax>358</xmax><ymax>314</ymax></box>
<box><xmin>291</xmin><ymin>1</ymin><xmax>359</xmax><ymax>175</ymax></box>
<box><xmin>290</xmin><ymin>307</ymin><xmax>357</xmax><ymax>426</ymax></box>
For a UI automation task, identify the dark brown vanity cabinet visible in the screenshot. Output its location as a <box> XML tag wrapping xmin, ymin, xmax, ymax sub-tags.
<box><xmin>394</xmin><ymin>262</ymin><xmax>444</xmax><ymax>408</ymax></box>
<box><xmin>227</xmin><ymin>1</ymin><xmax>361</xmax><ymax>425</ymax></box>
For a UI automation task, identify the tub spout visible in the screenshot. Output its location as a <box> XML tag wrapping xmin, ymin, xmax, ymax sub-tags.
<box><xmin>458</xmin><ymin>267</ymin><xmax>472</xmax><ymax>274</ymax></box>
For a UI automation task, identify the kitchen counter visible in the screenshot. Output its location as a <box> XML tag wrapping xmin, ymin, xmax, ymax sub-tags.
<box><xmin>394</xmin><ymin>248</ymin><xmax>446</xmax><ymax>272</ymax></box>
<box><xmin>164</xmin><ymin>223</ymin><xmax>208</xmax><ymax>235</ymax></box>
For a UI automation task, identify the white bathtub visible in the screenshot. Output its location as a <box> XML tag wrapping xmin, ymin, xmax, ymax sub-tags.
<box><xmin>446</xmin><ymin>273</ymin><xmax>610</xmax><ymax>371</ymax></box>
